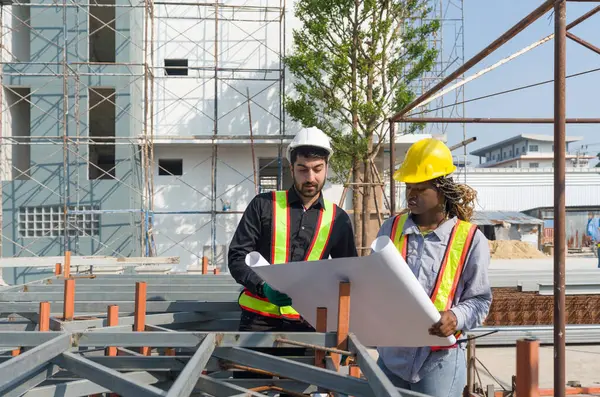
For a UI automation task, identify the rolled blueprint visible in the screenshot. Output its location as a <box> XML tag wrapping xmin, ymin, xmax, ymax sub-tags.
<box><xmin>247</xmin><ymin>235</ymin><xmax>455</xmax><ymax>347</ymax></box>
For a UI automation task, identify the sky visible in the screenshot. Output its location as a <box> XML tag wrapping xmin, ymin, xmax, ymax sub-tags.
<box><xmin>438</xmin><ymin>1</ymin><xmax>600</xmax><ymax>165</ymax></box>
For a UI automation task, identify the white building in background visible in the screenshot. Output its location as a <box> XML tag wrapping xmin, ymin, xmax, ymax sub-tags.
<box><xmin>148</xmin><ymin>3</ymin><xmax>447</xmax><ymax>270</ymax></box>
<box><xmin>470</xmin><ymin>134</ymin><xmax>594</xmax><ymax>169</ymax></box>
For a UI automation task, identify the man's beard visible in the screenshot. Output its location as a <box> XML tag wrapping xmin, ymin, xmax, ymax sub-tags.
<box><xmin>295</xmin><ymin>181</ymin><xmax>322</xmax><ymax>198</ymax></box>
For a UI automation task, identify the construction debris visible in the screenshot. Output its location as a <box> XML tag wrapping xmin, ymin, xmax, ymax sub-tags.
<box><xmin>488</xmin><ymin>240</ymin><xmax>547</xmax><ymax>259</ymax></box>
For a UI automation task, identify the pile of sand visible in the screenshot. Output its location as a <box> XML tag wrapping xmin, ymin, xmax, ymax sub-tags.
<box><xmin>488</xmin><ymin>240</ymin><xmax>547</xmax><ymax>259</ymax></box>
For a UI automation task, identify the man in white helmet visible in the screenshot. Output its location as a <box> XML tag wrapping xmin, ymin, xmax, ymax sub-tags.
<box><xmin>228</xmin><ymin>126</ymin><xmax>358</xmax><ymax>332</ymax></box>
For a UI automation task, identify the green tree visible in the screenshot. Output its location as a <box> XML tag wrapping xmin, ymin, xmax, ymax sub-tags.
<box><xmin>285</xmin><ymin>0</ymin><xmax>440</xmax><ymax>252</ymax></box>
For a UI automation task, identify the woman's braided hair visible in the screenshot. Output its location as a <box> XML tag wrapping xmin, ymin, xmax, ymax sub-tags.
<box><xmin>432</xmin><ymin>177</ymin><xmax>477</xmax><ymax>222</ymax></box>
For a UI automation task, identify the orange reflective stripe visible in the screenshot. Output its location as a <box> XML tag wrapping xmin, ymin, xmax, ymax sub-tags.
<box><xmin>271</xmin><ymin>191</ymin><xmax>290</xmax><ymax>264</ymax></box>
<box><xmin>239</xmin><ymin>191</ymin><xmax>336</xmax><ymax>320</ymax></box>
<box><xmin>391</xmin><ymin>214</ymin><xmax>409</xmax><ymax>258</ymax></box>
<box><xmin>390</xmin><ymin>215</ymin><xmax>477</xmax><ymax>349</ymax></box>
<box><xmin>430</xmin><ymin>220</ymin><xmax>477</xmax><ymax>311</ymax></box>
<box><xmin>305</xmin><ymin>199</ymin><xmax>336</xmax><ymax>261</ymax></box>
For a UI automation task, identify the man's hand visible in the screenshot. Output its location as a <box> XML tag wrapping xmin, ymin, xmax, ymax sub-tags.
<box><xmin>428</xmin><ymin>310</ymin><xmax>457</xmax><ymax>337</ymax></box>
<box><xmin>263</xmin><ymin>283</ymin><xmax>292</xmax><ymax>306</ymax></box>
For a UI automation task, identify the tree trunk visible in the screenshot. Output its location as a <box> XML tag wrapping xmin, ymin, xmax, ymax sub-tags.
<box><xmin>361</xmin><ymin>160</ymin><xmax>371</xmax><ymax>254</ymax></box>
<box><xmin>352</xmin><ymin>158</ymin><xmax>363</xmax><ymax>254</ymax></box>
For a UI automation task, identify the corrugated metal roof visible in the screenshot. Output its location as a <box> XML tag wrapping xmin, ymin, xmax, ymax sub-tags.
<box><xmin>472</xmin><ymin>211</ymin><xmax>544</xmax><ymax>226</ymax></box>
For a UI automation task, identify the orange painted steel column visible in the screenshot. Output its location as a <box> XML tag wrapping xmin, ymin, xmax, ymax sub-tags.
<box><xmin>106</xmin><ymin>305</ymin><xmax>119</xmax><ymax>357</ymax></box>
<box><xmin>349</xmin><ymin>364</ymin><xmax>362</xmax><ymax>378</ymax></box>
<box><xmin>39</xmin><ymin>302</ymin><xmax>50</xmax><ymax>331</ymax></box>
<box><xmin>202</xmin><ymin>257</ymin><xmax>208</xmax><ymax>274</ymax></box>
<box><xmin>55</xmin><ymin>263</ymin><xmax>62</xmax><ymax>276</ymax></box>
<box><xmin>332</xmin><ymin>282</ymin><xmax>350</xmax><ymax>370</ymax></box>
<box><xmin>213</xmin><ymin>268</ymin><xmax>220</xmax><ymax>275</ymax></box>
<box><xmin>165</xmin><ymin>348</ymin><xmax>176</xmax><ymax>356</ymax></box>
<box><xmin>516</xmin><ymin>339</ymin><xmax>539</xmax><ymax>397</ymax></box>
<box><xmin>134</xmin><ymin>282</ymin><xmax>150</xmax><ymax>356</ymax></box>
<box><xmin>63</xmin><ymin>278</ymin><xmax>75</xmax><ymax>321</ymax></box>
<box><xmin>315</xmin><ymin>307</ymin><xmax>327</xmax><ymax>368</ymax></box>
<box><xmin>64</xmin><ymin>251</ymin><xmax>71</xmax><ymax>278</ymax></box>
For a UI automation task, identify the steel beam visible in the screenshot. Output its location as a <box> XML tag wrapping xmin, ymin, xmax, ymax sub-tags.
<box><xmin>0</xmin><ymin>255</ymin><xmax>178</xmax><ymax>267</ymax></box>
<box><xmin>0</xmin><ymin>333</ymin><xmax>71</xmax><ymax>394</ymax></box>
<box><xmin>55</xmin><ymin>352</ymin><xmax>167</xmax><ymax>397</ymax></box>
<box><xmin>60</xmin><ymin>274</ymin><xmax>234</xmax><ymax>282</ymax></box>
<box><xmin>538</xmin><ymin>283</ymin><xmax>600</xmax><ymax>295</ymax></box>
<box><xmin>223</xmin><ymin>379</ymin><xmax>313</xmax><ymax>392</ymax></box>
<box><xmin>22</xmin><ymin>284</ymin><xmax>239</xmax><ymax>292</ymax></box>
<box><xmin>390</xmin><ymin>0</ymin><xmax>555</xmax><ymax>120</ymax></box>
<box><xmin>0</xmin><ymin>291</ymin><xmax>240</xmax><ymax>301</ymax></box>
<box><xmin>54</xmin><ymin>355</ymin><xmax>315</xmax><ymax>372</ymax></box>
<box><xmin>213</xmin><ymin>347</ymin><xmax>375</xmax><ymax>397</ymax></box>
<box><xmin>76</xmin><ymin>331</ymin><xmax>338</xmax><ymax>348</ymax></box>
<box><xmin>194</xmin><ymin>375</ymin><xmax>265</xmax><ymax>397</ymax></box>
<box><xmin>0</xmin><ymin>321</ymin><xmax>38</xmax><ymax>332</ymax></box>
<box><xmin>0</xmin><ymin>332</ymin><xmax>67</xmax><ymax>347</ymax></box>
<box><xmin>4</xmin><ymin>364</ymin><xmax>60</xmax><ymax>397</ymax></box>
<box><xmin>347</xmin><ymin>334</ymin><xmax>403</xmax><ymax>397</ymax></box>
<box><xmin>21</xmin><ymin>371</ymin><xmax>165</xmax><ymax>397</ymax></box>
<box><xmin>1</xmin><ymin>301</ymin><xmax>240</xmax><ymax>314</ymax></box>
<box><xmin>56</xmin><ymin>311</ymin><xmax>234</xmax><ymax>332</ymax></box>
<box><xmin>468</xmin><ymin>325</ymin><xmax>600</xmax><ymax>346</ymax></box>
<box><xmin>166</xmin><ymin>333</ymin><xmax>217</xmax><ymax>397</ymax></box>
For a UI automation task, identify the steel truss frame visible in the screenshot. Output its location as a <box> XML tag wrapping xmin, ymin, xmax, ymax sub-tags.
<box><xmin>0</xmin><ymin>273</ymin><xmax>432</xmax><ymax>397</ymax></box>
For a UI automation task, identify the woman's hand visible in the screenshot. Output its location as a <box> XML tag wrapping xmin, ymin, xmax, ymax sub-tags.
<box><xmin>428</xmin><ymin>310</ymin><xmax>457</xmax><ymax>337</ymax></box>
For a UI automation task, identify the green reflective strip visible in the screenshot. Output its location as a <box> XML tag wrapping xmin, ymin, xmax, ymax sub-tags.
<box><xmin>392</xmin><ymin>214</ymin><xmax>409</xmax><ymax>255</ymax></box>
<box><xmin>272</xmin><ymin>191</ymin><xmax>289</xmax><ymax>264</ymax></box>
<box><xmin>305</xmin><ymin>199</ymin><xmax>335</xmax><ymax>261</ymax></box>
<box><xmin>279</xmin><ymin>305</ymin><xmax>300</xmax><ymax>318</ymax></box>
<box><xmin>238</xmin><ymin>292</ymin><xmax>281</xmax><ymax>317</ymax></box>
<box><xmin>432</xmin><ymin>220</ymin><xmax>473</xmax><ymax>311</ymax></box>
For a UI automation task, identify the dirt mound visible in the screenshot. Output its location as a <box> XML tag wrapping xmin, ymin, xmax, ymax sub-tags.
<box><xmin>488</xmin><ymin>240</ymin><xmax>547</xmax><ymax>259</ymax></box>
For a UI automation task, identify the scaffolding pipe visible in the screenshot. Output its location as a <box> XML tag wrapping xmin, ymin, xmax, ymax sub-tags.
<box><xmin>391</xmin><ymin>0</ymin><xmax>555</xmax><ymax>121</ymax></box>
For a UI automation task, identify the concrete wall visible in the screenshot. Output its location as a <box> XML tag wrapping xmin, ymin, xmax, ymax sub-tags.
<box><xmin>1</xmin><ymin>0</ymin><xmax>145</xmax><ymax>284</ymax></box>
<box><xmin>152</xmin><ymin>1</ymin><xmax>297</xmax><ymax>139</ymax></box>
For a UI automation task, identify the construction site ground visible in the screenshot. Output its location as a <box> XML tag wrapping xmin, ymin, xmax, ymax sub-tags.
<box><xmin>473</xmin><ymin>345</ymin><xmax>600</xmax><ymax>390</ymax></box>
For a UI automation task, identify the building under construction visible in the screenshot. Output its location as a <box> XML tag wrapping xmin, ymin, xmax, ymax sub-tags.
<box><xmin>0</xmin><ymin>0</ymin><xmax>466</xmax><ymax>284</ymax></box>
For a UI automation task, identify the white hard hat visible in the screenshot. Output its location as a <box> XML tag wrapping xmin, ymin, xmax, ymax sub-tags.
<box><xmin>286</xmin><ymin>127</ymin><xmax>333</xmax><ymax>163</ymax></box>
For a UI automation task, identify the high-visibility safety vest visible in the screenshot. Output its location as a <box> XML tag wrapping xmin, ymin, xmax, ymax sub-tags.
<box><xmin>238</xmin><ymin>190</ymin><xmax>337</xmax><ymax>320</ymax></box>
<box><xmin>390</xmin><ymin>213</ymin><xmax>477</xmax><ymax>350</ymax></box>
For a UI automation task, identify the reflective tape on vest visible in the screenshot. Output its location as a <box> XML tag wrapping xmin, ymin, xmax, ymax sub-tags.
<box><xmin>239</xmin><ymin>190</ymin><xmax>336</xmax><ymax>320</ymax></box>
<box><xmin>390</xmin><ymin>213</ymin><xmax>477</xmax><ymax>347</ymax></box>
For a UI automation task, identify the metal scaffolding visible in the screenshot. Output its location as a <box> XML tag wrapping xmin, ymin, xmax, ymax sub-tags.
<box><xmin>0</xmin><ymin>0</ymin><xmax>466</xmax><ymax>281</ymax></box>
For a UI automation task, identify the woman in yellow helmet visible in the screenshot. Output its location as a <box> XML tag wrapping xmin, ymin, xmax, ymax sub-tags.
<box><xmin>376</xmin><ymin>138</ymin><xmax>492</xmax><ymax>397</ymax></box>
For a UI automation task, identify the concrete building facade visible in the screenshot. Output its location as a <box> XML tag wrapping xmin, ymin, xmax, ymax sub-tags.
<box><xmin>1</xmin><ymin>0</ymin><xmax>145</xmax><ymax>284</ymax></box>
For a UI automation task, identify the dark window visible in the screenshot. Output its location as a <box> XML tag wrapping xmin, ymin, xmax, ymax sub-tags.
<box><xmin>164</xmin><ymin>59</ymin><xmax>188</xmax><ymax>76</ymax></box>
<box><xmin>159</xmin><ymin>159</ymin><xmax>183</xmax><ymax>176</ymax></box>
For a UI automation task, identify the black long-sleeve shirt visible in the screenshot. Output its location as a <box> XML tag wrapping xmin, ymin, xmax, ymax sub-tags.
<box><xmin>228</xmin><ymin>187</ymin><xmax>358</xmax><ymax>295</ymax></box>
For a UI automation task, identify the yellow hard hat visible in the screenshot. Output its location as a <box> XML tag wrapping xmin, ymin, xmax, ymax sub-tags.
<box><xmin>393</xmin><ymin>138</ymin><xmax>456</xmax><ymax>183</ymax></box>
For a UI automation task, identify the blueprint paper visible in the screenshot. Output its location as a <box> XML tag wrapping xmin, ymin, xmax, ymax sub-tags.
<box><xmin>246</xmin><ymin>236</ymin><xmax>455</xmax><ymax>347</ymax></box>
